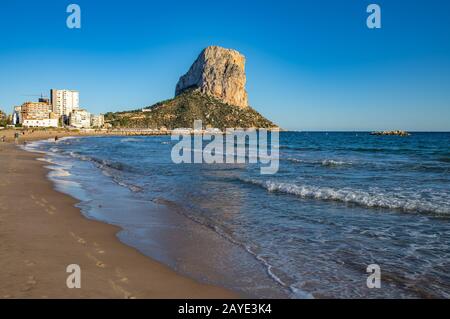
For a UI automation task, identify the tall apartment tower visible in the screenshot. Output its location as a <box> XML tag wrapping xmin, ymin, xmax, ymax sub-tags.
<box><xmin>50</xmin><ymin>89</ymin><xmax>80</xmax><ymax>118</ymax></box>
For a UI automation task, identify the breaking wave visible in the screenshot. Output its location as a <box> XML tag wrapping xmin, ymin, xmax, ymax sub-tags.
<box><xmin>120</xmin><ymin>138</ymin><xmax>141</xmax><ymax>143</ymax></box>
<box><xmin>68</xmin><ymin>152</ymin><xmax>135</xmax><ymax>173</ymax></box>
<box><xmin>286</xmin><ymin>158</ymin><xmax>351</xmax><ymax>167</ymax></box>
<box><xmin>321</xmin><ymin>159</ymin><xmax>349</xmax><ymax>166</ymax></box>
<box><xmin>238</xmin><ymin>178</ymin><xmax>450</xmax><ymax>216</ymax></box>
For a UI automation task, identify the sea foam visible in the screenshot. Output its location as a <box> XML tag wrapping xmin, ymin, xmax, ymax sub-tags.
<box><xmin>239</xmin><ymin>178</ymin><xmax>450</xmax><ymax>216</ymax></box>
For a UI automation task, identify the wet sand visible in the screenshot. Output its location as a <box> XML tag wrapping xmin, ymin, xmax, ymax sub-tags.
<box><xmin>0</xmin><ymin>131</ymin><xmax>237</xmax><ymax>298</ymax></box>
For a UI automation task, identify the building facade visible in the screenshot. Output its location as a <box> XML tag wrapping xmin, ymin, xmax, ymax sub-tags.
<box><xmin>69</xmin><ymin>109</ymin><xmax>91</xmax><ymax>128</ymax></box>
<box><xmin>21</xmin><ymin>101</ymin><xmax>51</xmax><ymax>120</ymax></box>
<box><xmin>22</xmin><ymin>119</ymin><xmax>58</xmax><ymax>128</ymax></box>
<box><xmin>20</xmin><ymin>101</ymin><xmax>57</xmax><ymax>128</ymax></box>
<box><xmin>12</xmin><ymin>105</ymin><xmax>22</xmax><ymax>125</ymax></box>
<box><xmin>90</xmin><ymin>114</ymin><xmax>105</xmax><ymax>128</ymax></box>
<box><xmin>51</xmin><ymin>89</ymin><xmax>79</xmax><ymax>119</ymax></box>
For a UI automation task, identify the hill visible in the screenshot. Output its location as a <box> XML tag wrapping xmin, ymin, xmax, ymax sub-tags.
<box><xmin>104</xmin><ymin>90</ymin><xmax>277</xmax><ymax>130</ymax></box>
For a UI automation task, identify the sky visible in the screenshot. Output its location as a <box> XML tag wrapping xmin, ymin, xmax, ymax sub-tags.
<box><xmin>0</xmin><ymin>0</ymin><xmax>449</xmax><ymax>131</ymax></box>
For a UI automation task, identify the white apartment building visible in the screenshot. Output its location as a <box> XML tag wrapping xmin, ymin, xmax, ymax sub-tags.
<box><xmin>90</xmin><ymin>114</ymin><xmax>105</xmax><ymax>128</ymax></box>
<box><xmin>13</xmin><ymin>105</ymin><xmax>22</xmax><ymax>125</ymax></box>
<box><xmin>23</xmin><ymin>119</ymin><xmax>58</xmax><ymax>128</ymax></box>
<box><xmin>20</xmin><ymin>101</ymin><xmax>59</xmax><ymax>128</ymax></box>
<box><xmin>69</xmin><ymin>109</ymin><xmax>91</xmax><ymax>129</ymax></box>
<box><xmin>51</xmin><ymin>89</ymin><xmax>79</xmax><ymax>118</ymax></box>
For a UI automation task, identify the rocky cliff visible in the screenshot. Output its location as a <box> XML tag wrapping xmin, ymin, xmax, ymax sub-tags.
<box><xmin>105</xmin><ymin>46</ymin><xmax>278</xmax><ymax>130</ymax></box>
<box><xmin>175</xmin><ymin>46</ymin><xmax>249</xmax><ymax>109</ymax></box>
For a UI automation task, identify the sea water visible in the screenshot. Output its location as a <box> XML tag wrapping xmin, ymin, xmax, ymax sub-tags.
<box><xmin>24</xmin><ymin>132</ymin><xmax>450</xmax><ymax>298</ymax></box>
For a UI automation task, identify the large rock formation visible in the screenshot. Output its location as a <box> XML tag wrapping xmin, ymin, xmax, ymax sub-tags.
<box><xmin>105</xmin><ymin>46</ymin><xmax>278</xmax><ymax>130</ymax></box>
<box><xmin>175</xmin><ymin>46</ymin><xmax>249</xmax><ymax>109</ymax></box>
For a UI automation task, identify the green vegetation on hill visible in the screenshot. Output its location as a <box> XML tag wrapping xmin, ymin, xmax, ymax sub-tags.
<box><xmin>0</xmin><ymin>110</ymin><xmax>10</xmax><ymax>127</ymax></box>
<box><xmin>104</xmin><ymin>91</ymin><xmax>277</xmax><ymax>130</ymax></box>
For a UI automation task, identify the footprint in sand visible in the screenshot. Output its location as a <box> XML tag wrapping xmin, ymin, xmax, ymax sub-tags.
<box><xmin>29</xmin><ymin>195</ymin><xmax>57</xmax><ymax>215</ymax></box>
<box><xmin>24</xmin><ymin>260</ymin><xmax>36</xmax><ymax>267</ymax></box>
<box><xmin>46</xmin><ymin>209</ymin><xmax>55</xmax><ymax>215</ymax></box>
<box><xmin>115</xmin><ymin>268</ymin><xmax>129</xmax><ymax>283</ymax></box>
<box><xmin>21</xmin><ymin>276</ymin><xmax>37</xmax><ymax>292</ymax></box>
<box><xmin>96</xmin><ymin>261</ymin><xmax>106</xmax><ymax>268</ymax></box>
<box><xmin>30</xmin><ymin>195</ymin><xmax>45</xmax><ymax>207</ymax></box>
<box><xmin>45</xmin><ymin>205</ymin><xmax>57</xmax><ymax>215</ymax></box>
<box><xmin>92</xmin><ymin>242</ymin><xmax>105</xmax><ymax>255</ymax></box>
<box><xmin>70</xmin><ymin>232</ymin><xmax>87</xmax><ymax>245</ymax></box>
<box><xmin>86</xmin><ymin>253</ymin><xmax>106</xmax><ymax>268</ymax></box>
<box><xmin>27</xmin><ymin>276</ymin><xmax>37</xmax><ymax>285</ymax></box>
<box><xmin>108</xmin><ymin>279</ymin><xmax>135</xmax><ymax>299</ymax></box>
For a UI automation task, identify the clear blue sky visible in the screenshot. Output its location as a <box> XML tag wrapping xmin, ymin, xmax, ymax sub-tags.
<box><xmin>1</xmin><ymin>0</ymin><xmax>449</xmax><ymax>131</ymax></box>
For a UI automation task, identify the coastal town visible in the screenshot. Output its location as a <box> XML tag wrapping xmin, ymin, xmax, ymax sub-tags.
<box><xmin>0</xmin><ymin>89</ymin><xmax>105</xmax><ymax>130</ymax></box>
<box><xmin>0</xmin><ymin>89</ymin><xmax>174</xmax><ymax>140</ymax></box>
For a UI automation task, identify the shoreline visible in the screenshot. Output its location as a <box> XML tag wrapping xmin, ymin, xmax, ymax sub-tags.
<box><xmin>24</xmin><ymin>134</ymin><xmax>291</xmax><ymax>299</ymax></box>
<box><xmin>0</xmin><ymin>133</ymin><xmax>238</xmax><ymax>298</ymax></box>
<box><xmin>0</xmin><ymin>128</ymin><xmax>169</xmax><ymax>144</ymax></box>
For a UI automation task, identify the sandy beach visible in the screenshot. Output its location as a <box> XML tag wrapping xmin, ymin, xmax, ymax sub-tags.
<box><xmin>0</xmin><ymin>129</ymin><xmax>236</xmax><ymax>299</ymax></box>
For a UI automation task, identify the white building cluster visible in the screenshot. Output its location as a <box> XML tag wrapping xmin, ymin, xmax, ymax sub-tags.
<box><xmin>51</xmin><ymin>89</ymin><xmax>79</xmax><ymax>123</ymax></box>
<box><xmin>13</xmin><ymin>89</ymin><xmax>104</xmax><ymax>129</ymax></box>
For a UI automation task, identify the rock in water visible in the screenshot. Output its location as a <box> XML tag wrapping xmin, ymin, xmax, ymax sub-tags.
<box><xmin>175</xmin><ymin>46</ymin><xmax>249</xmax><ymax>108</ymax></box>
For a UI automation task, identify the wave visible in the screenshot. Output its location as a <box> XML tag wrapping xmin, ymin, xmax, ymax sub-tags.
<box><xmin>279</xmin><ymin>145</ymin><xmax>322</xmax><ymax>151</ymax></box>
<box><xmin>21</xmin><ymin>138</ymin><xmax>55</xmax><ymax>154</ymax></box>
<box><xmin>321</xmin><ymin>159</ymin><xmax>350</xmax><ymax>166</ymax></box>
<box><xmin>286</xmin><ymin>157</ymin><xmax>449</xmax><ymax>174</ymax></box>
<box><xmin>153</xmin><ymin>197</ymin><xmax>311</xmax><ymax>298</ymax></box>
<box><xmin>120</xmin><ymin>138</ymin><xmax>141</xmax><ymax>143</ymax></box>
<box><xmin>68</xmin><ymin>152</ymin><xmax>135</xmax><ymax>173</ymax></box>
<box><xmin>280</xmin><ymin>144</ymin><xmax>423</xmax><ymax>155</ymax></box>
<box><xmin>286</xmin><ymin>158</ymin><xmax>305</xmax><ymax>163</ymax></box>
<box><xmin>238</xmin><ymin>178</ymin><xmax>450</xmax><ymax>216</ymax></box>
<box><xmin>286</xmin><ymin>158</ymin><xmax>351</xmax><ymax>167</ymax></box>
<box><xmin>111</xmin><ymin>178</ymin><xmax>143</xmax><ymax>193</ymax></box>
<box><xmin>66</xmin><ymin>152</ymin><xmax>143</xmax><ymax>192</ymax></box>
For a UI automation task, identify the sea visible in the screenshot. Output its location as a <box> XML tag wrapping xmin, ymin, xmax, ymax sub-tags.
<box><xmin>24</xmin><ymin>132</ymin><xmax>450</xmax><ymax>298</ymax></box>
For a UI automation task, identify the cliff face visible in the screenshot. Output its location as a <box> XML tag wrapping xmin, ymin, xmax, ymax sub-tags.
<box><xmin>175</xmin><ymin>46</ymin><xmax>249</xmax><ymax>109</ymax></box>
<box><xmin>105</xmin><ymin>46</ymin><xmax>278</xmax><ymax>130</ymax></box>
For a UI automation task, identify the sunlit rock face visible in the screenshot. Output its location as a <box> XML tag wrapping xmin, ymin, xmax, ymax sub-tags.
<box><xmin>175</xmin><ymin>46</ymin><xmax>249</xmax><ymax>109</ymax></box>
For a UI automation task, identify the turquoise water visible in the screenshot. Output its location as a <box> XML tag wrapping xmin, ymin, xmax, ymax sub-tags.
<box><xmin>26</xmin><ymin>132</ymin><xmax>450</xmax><ymax>298</ymax></box>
